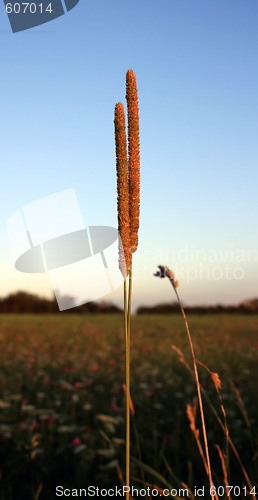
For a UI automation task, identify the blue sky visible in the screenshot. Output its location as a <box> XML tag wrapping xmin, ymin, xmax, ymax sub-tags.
<box><xmin>1</xmin><ymin>0</ymin><xmax>258</xmax><ymax>311</ymax></box>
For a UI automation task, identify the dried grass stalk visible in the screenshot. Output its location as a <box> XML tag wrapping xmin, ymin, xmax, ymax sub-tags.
<box><xmin>155</xmin><ymin>266</ymin><xmax>217</xmax><ymax>499</ymax></box>
<box><xmin>187</xmin><ymin>401</ymin><xmax>210</xmax><ymax>477</ymax></box>
<box><xmin>172</xmin><ymin>345</ymin><xmax>256</xmax><ymax>497</ymax></box>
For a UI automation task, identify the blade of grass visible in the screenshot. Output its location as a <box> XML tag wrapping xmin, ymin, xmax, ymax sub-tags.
<box><xmin>131</xmin><ymin>456</ymin><xmax>174</xmax><ymax>490</ymax></box>
<box><xmin>162</xmin><ymin>454</ymin><xmax>195</xmax><ymax>500</ymax></box>
<box><xmin>216</xmin><ymin>445</ymin><xmax>232</xmax><ymax>500</ymax></box>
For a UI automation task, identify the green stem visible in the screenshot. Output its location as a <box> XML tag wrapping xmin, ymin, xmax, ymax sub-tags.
<box><xmin>124</xmin><ymin>279</ymin><xmax>128</xmax><ymax>347</ymax></box>
<box><xmin>125</xmin><ymin>254</ymin><xmax>133</xmax><ymax>499</ymax></box>
<box><xmin>127</xmin><ymin>254</ymin><xmax>133</xmax><ymax>336</ymax></box>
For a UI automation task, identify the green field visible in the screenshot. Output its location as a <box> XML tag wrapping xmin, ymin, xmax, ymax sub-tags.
<box><xmin>0</xmin><ymin>314</ymin><xmax>257</xmax><ymax>499</ymax></box>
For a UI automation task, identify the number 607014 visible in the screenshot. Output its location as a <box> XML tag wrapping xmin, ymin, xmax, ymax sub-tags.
<box><xmin>5</xmin><ymin>3</ymin><xmax>53</xmax><ymax>14</ymax></box>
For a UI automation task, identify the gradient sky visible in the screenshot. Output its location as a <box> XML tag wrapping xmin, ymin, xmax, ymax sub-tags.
<box><xmin>1</xmin><ymin>0</ymin><xmax>258</xmax><ymax>311</ymax></box>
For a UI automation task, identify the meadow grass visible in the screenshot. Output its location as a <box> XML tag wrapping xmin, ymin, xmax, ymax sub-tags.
<box><xmin>0</xmin><ymin>313</ymin><xmax>257</xmax><ymax>499</ymax></box>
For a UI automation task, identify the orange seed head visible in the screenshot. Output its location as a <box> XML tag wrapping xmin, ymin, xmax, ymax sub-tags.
<box><xmin>126</xmin><ymin>69</ymin><xmax>140</xmax><ymax>253</ymax></box>
<box><xmin>114</xmin><ymin>102</ymin><xmax>130</xmax><ymax>277</ymax></box>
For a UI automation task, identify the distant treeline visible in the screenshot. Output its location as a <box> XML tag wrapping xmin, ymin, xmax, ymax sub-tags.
<box><xmin>0</xmin><ymin>292</ymin><xmax>122</xmax><ymax>314</ymax></box>
<box><xmin>1</xmin><ymin>292</ymin><xmax>258</xmax><ymax>314</ymax></box>
<box><xmin>137</xmin><ymin>299</ymin><xmax>258</xmax><ymax>315</ymax></box>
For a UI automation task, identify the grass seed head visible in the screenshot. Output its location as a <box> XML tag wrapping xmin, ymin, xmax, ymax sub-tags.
<box><xmin>126</xmin><ymin>69</ymin><xmax>140</xmax><ymax>253</ymax></box>
<box><xmin>186</xmin><ymin>402</ymin><xmax>197</xmax><ymax>433</ymax></box>
<box><xmin>114</xmin><ymin>102</ymin><xmax>130</xmax><ymax>277</ymax></box>
<box><xmin>211</xmin><ymin>372</ymin><xmax>222</xmax><ymax>392</ymax></box>
<box><xmin>154</xmin><ymin>266</ymin><xmax>179</xmax><ymax>288</ymax></box>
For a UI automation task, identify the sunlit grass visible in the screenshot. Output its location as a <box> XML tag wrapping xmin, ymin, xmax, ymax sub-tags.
<box><xmin>0</xmin><ymin>313</ymin><xmax>257</xmax><ymax>499</ymax></box>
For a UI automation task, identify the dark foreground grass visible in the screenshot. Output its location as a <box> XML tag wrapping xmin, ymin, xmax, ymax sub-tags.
<box><xmin>0</xmin><ymin>314</ymin><xmax>257</xmax><ymax>499</ymax></box>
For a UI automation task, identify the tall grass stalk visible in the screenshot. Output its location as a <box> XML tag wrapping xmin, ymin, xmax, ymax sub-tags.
<box><xmin>125</xmin><ymin>68</ymin><xmax>140</xmax><ymax>496</ymax></box>
<box><xmin>173</xmin><ymin>287</ymin><xmax>218</xmax><ymax>498</ymax></box>
<box><xmin>114</xmin><ymin>99</ymin><xmax>130</xmax><ymax>497</ymax></box>
<box><xmin>115</xmin><ymin>70</ymin><xmax>140</xmax><ymax>499</ymax></box>
<box><xmin>155</xmin><ymin>266</ymin><xmax>216</xmax><ymax>499</ymax></box>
